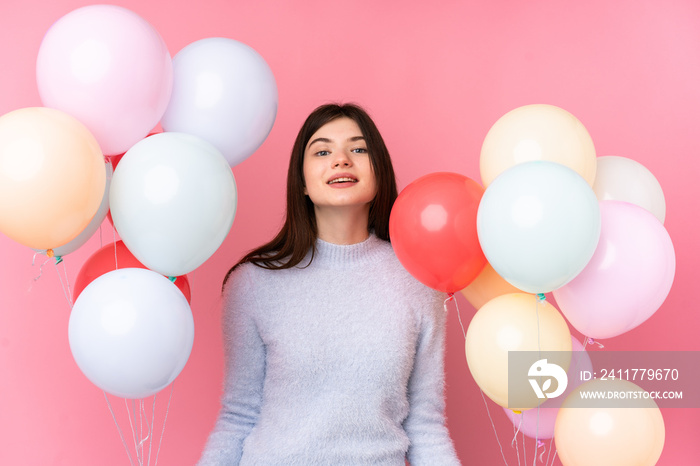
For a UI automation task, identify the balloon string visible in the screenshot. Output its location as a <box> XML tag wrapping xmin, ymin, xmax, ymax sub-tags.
<box><xmin>154</xmin><ymin>382</ymin><xmax>175</xmax><ymax>466</ymax></box>
<box><xmin>480</xmin><ymin>389</ymin><xmax>509</xmax><ymax>466</ymax></box>
<box><xmin>29</xmin><ymin>253</ymin><xmax>51</xmax><ymax>291</ymax></box>
<box><xmin>549</xmin><ymin>449</ymin><xmax>558</xmax><ymax>466</ymax></box>
<box><xmin>522</xmin><ymin>427</ymin><xmax>527</xmax><ymax>466</ymax></box>
<box><xmin>511</xmin><ymin>412</ymin><xmax>523</xmax><ymax>446</ymax></box>
<box><xmin>443</xmin><ymin>293</ymin><xmax>467</xmax><ymax>339</ymax></box>
<box><xmin>139</xmin><ymin>399</ymin><xmax>146</xmax><ymax>464</ymax></box>
<box><xmin>511</xmin><ymin>417</ymin><xmax>521</xmax><ymax>466</ymax></box>
<box><xmin>60</xmin><ymin>259</ymin><xmax>73</xmax><ymax>303</ymax></box>
<box><xmin>537</xmin><ymin>440</ymin><xmax>546</xmax><ymax>463</ymax></box>
<box><xmin>52</xmin><ymin>261</ymin><xmax>73</xmax><ymax>312</ymax></box>
<box><xmin>126</xmin><ymin>398</ymin><xmax>140</xmax><ymax>465</ymax></box>
<box><xmin>104</xmin><ymin>392</ymin><xmax>135</xmax><ymax>466</ymax></box>
<box><xmin>148</xmin><ymin>393</ymin><xmax>158</xmax><ymax>466</ymax></box>
<box><xmin>545</xmin><ymin>437</ymin><xmax>554</xmax><ymax>465</ymax></box>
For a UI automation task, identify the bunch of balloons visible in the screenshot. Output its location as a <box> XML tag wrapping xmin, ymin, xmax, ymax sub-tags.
<box><xmin>0</xmin><ymin>5</ymin><xmax>278</xmax><ymax>399</ymax></box>
<box><xmin>389</xmin><ymin>104</ymin><xmax>672</xmax><ymax>466</ymax></box>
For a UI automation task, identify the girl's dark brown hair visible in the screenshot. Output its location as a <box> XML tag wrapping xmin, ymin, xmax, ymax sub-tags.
<box><xmin>222</xmin><ymin>103</ymin><xmax>398</xmax><ymax>287</ymax></box>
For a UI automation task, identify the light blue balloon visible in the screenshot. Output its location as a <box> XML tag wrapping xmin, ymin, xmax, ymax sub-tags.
<box><xmin>477</xmin><ymin>161</ymin><xmax>601</xmax><ymax>294</ymax></box>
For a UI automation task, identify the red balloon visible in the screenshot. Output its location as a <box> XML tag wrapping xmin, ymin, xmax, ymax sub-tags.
<box><xmin>73</xmin><ymin>240</ymin><xmax>192</xmax><ymax>303</ymax></box>
<box><xmin>389</xmin><ymin>172</ymin><xmax>487</xmax><ymax>293</ymax></box>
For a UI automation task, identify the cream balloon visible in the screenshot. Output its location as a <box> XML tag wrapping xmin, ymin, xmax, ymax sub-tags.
<box><xmin>0</xmin><ymin>107</ymin><xmax>105</xmax><ymax>250</ymax></box>
<box><xmin>555</xmin><ymin>379</ymin><xmax>665</xmax><ymax>466</ymax></box>
<box><xmin>34</xmin><ymin>160</ymin><xmax>112</xmax><ymax>258</ymax></box>
<box><xmin>480</xmin><ymin>104</ymin><xmax>596</xmax><ymax>187</ymax></box>
<box><xmin>465</xmin><ymin>293</ymin><xmax>572</xmax><ymax>409</ymax></box>
<box><xmin>593</xmin><ymin>155</ymin><xmax>666</xmax><ymax>223</ymax></box>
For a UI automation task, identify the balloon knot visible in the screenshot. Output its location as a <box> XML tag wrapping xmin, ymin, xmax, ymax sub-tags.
<box><xmin>46</xmin><ymin>249</ymin><xmax>55</xmax><ymax>258</ymax></box>
<box><xmin>168</xmin><ymin>276</ymin><xmax>177</xmax><ymax>283</ymax></box>
<box><xmin>536</xmin><ymin>293</ymin><xmax>546</xmax><ymax>302</ymax></box>
<box><xmin>587</xmin><ymin>337</ymin><xmax>605</xmax><ymax>348</ymax></box>
<box><xmin>512</xmin><ymin>409</ymin><xmax>521</xmax><ymax>415</ymax></box>
<box><xmin>55</xmin><ymin>256</ymin><xmax>63</xmax><ymax>265</ymax></box>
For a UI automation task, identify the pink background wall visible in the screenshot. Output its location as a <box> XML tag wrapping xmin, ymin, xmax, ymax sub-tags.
<box><xmin>1</xmin><ymin>1</ymin><xmax>699</xmax><ymax>464</ymax></box>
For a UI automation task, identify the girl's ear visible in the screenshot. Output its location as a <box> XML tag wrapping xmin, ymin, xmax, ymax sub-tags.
<box><xmin>303</xmin><ymin>185</ymin><xmax>308</xmax><ymax>195</ymax></box>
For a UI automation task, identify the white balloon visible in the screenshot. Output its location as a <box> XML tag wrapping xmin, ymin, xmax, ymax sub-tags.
<box><xmin>161</xmin><ymin>37</ymin><xmax>278</xmax><ymax>167</ymax></box>
<box><xmin>593</xmin><ymin>155</ymin><xmax>666</xmax><ymax>223</ymax></box>
<box><xmin>477</xmin><ymin>161</ymin><xmax>601</xmax><ymax>294</ymax></box>
<box><xmin>34</xmin><ymin>160</ymin><xmax>113</xmax><ymax>258</ymax></box>
<box><xmin>69</xmin><ymin>268</ymin><xmax>194</xmax><ymax>399</ymax></box>
<box><xmin>110</xmin><ymin>132</ymin><xmax>237</xmax><ymax>276</ymax></box>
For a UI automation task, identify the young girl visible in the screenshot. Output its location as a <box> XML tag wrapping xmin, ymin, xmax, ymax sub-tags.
<box><xmin>198</xmin><ymin>103</ymin><xmax>461</xmax><ymax>465</ymax></box>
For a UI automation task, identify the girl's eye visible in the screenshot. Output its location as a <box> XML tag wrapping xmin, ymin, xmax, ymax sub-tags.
<box><xmin>316</xmin><ymin>150</ymin><xmax>330</xmax><ymax>156</ymax></box>
<box><xmin>352</xmin><ymin>148</ymin><xmax>368</xmax><ymax>153</ymax></box>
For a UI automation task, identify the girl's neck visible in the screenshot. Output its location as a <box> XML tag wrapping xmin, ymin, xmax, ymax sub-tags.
<box><xmin>314</xmin><ymin>205</ymin><xmax>370</xmax><ymax>245</ymax></box>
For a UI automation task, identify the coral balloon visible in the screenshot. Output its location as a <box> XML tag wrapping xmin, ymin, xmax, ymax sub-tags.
<box><xmin>480</xmin><ymin>104</ymin><xmax>596</xmax><ymax>187</ymax></box>
<box><xmin>465</xmin><ymin>293</ymin><xmax>572</xmax><ymax>409</ymax></box>
<box><xmin>0</xmin><ymin>107</ymin><xmax>105</xmax><ymax>250</ymax></box>
<box><xmin>110</xmin><ymin>132</ymin><xmax>237</xmax><ymax>277</ymax></box>
<box><xmin>460</xmin><ymin>262</ymin><xmax>521</xmax><ymax>310</ymax></box>
<box><xmin>161</xmin><ymin>38</ymin><xmax>278</xmax><ymax>167</ymax></box>
<box><xmin>73</xmin><ymin>241</ymin><xmax>191</xmax><ymax>304</ymax></box>
<box><xmin>477</xmin><ymin>161</ymin><xmax>601</xmax><ymax>294</ymax></box>
<box><xmin>593</xmin><ymin>155</ymin><xmax>666</xmax><ymax>223</ymax></box>
<box><xmin>553</xmin><ymin>201</ymin><xmax>675</xmax><ymax>339</ymax></box>
<box><xmin>555</xmin><ymin>379</ymin><xmax>665</xmax><ymax>466</ymax></box>
<box><xmin>69</xmin><ymin>268</ymin><xmax>194</xmax><ymax>399</ymax></box>
<box><xmin>36</xmin><ymin>5</ymin><xmax>172</xmax><ymax>155</ymax></box>
<box><xmin>389</xmin><ymin>172</ymin><xmax>486</xmax><ymax>293</ymax></box>
<box><xmin>502</xmin><ymin>337</ymin><xmax>592</xmax><ymax>439</ymax></box>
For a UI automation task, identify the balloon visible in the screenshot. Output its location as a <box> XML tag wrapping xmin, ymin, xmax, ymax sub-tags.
<box><xmin>477</xmin><ymin>161</ymin><xmax>601</xmax><ymax>294</ymax></box>
<box><xmin>34</xmin><ymin>160</ymin><xmax>113</xmax><ymax>258</ymax></box>
<box><xmin>459</xmin><ymin>262</ymin><xmax>521</xmax><ymax>310</ymax></box>
<box><xmin>502</xmin><ymin>337</ymin><xmax>592</xmax><ymax>439</ymax></box>
<box><xmin>593</xmin><ymin>155</ymin><xmax>666</xmax><ymax>223</ymax></box>
<box><xmin>389</xmin><ymin>172</ymin><xmax>486</xmax><ymax>293</ymax></box>
<box><xmin>110</xmin><ymin>132</ymin><xmax>237</xmax><ymax>277</ymax></box>
<box><xmin>0</xmin><ymin>107</ymin><xmax>105</xmax><ymax>250</ymax></box>
<box><xmin>105</xmin><ymin>130</ymin><xmax>159</xmax><ymax>226</ymax></box>
<box><xmin>553</xmin><ymin>201</ymin><xmax>675</xmax><ymax>339</ymax></box>
<box><xmin>161</xmin><ymin>38</ymin><xmax>278</xmax><ymax>167</ymax></box>
<box><xmin>36</xmin><ymin>5</ymin><xmax>172</xmax><ymax>155</ymax></box>
<box><xmin>69</xmin><ymin>268</ymin><xmax>194</xmax><ymax>399</ymax></box>
<box><xmin>465</xmin><ymin>293</ymin><xmax>572</xmax><ymax>409</ymax></box>
<box><xmin>555</xmin><ymin>379</ymin><xmax>665</xmax><ymax>466</ymax></box>
<box><xmin>73</xmin><ymin>241</ymin><xmax>191</xmax><ymax>304</ymax></box>
<box><xmin>480</xmin><ymin>104</ymin><xmax>596</xmax><ymax>187</ymax></box>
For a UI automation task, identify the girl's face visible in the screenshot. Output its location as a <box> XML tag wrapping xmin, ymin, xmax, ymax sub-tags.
<box><xmin>302</xmin><ymin>117</ymin><xmax>378</xmax><ymax>211</ymax></box>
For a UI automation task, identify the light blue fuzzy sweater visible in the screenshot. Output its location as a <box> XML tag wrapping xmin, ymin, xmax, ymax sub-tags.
<box><xmin>198</xmin><ymin>234</ymin><xmax>461</xmax><ymax>465</ymax></box>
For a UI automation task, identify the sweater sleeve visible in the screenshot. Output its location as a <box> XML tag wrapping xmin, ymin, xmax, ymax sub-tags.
<box><xmin>403</xmin><ymin>289</ymin><xmax>462</xmax><ymax>466</ymax></box>
<box><xmin>197</xmin><ymin>265</ymin><xmax>265</xmax><ymax>466</ymax></box>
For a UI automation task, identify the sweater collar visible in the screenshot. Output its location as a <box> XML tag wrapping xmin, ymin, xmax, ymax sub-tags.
<box><xmin>307</xmin><ymin>233</ymin><xmax>386</xmax><ymax>268</ymax></box>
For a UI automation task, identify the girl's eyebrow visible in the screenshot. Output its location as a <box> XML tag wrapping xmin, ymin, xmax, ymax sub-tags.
<box><xmin>307</xmin><ymin>137</ymin><xmax>332</xmax><ymax>149</ymax></box>
<box><xmin>307</xmin><ymin>135</ymin><xmax>365</xmax><ymax>149</ymax></box>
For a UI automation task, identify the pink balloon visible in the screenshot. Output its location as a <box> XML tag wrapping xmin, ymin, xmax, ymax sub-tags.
<box><xmin>36</xmin><ymin>5</ymin><xmax>172</xmax><ymax>155</ymax></box>
<box><xmin>553</xmin><ymin>201</ymin><xmax>675</xmax><ymax>339</ymax></box>
<box><xmin>503</xmin><ymin>337</ymin><xmax>592</xmax><ymax>439</ymax></box>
